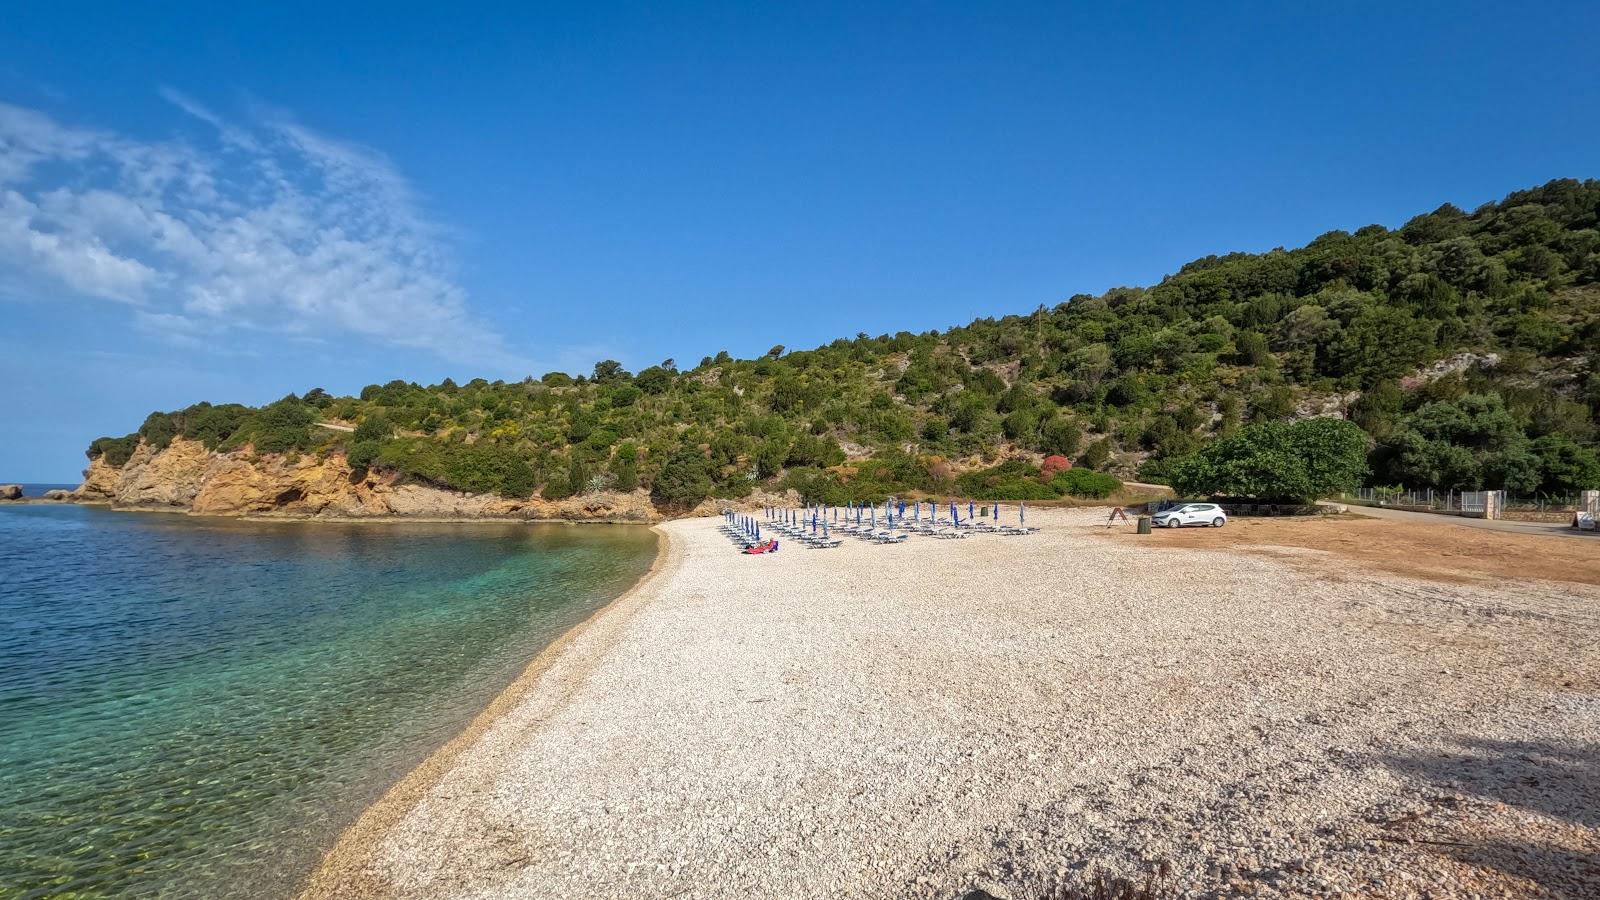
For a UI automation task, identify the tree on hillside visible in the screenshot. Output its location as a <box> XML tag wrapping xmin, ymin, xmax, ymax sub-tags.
<box><xmin>354</xmin><ymin>414</ymin><xmax>394</xmax><ymax>443</ymax></box>
<box><xmin>1530</xmin><ymin>435</ymin><xmax>1600</xmax><ymax>494</ymax></box>
<box><xmin>1169</xmin><ymin>419</ymin><xmax>1369</xmax><ymax>502</ymax></box>
<box><xmin>652</xmin><ymin>447</ymin><xmax>713</xmax><ymax>507</ymax></box>
<box><xmin>592</xmin><ymin>360</ymin><xmax>630</xmax><ymax>383</ymax></box>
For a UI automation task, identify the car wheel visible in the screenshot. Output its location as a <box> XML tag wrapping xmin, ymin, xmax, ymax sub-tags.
<box><xmin>1167</xmin><ymin>518</ymin><xmax>1182</xmax><ymax>528</ymax></box>
<box><xmin>1212</xmin><ymin>517</ymin><xmax>1225</xmax><ymax>527</ymax></box>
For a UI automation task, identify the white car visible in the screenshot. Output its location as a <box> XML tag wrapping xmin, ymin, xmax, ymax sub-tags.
<box><xmin>1153</xmin><ymin>502</ymin><xmax>1228</xmax><ymax>528</ymax></box>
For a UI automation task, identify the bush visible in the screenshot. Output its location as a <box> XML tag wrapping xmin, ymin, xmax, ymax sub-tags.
<box><xmin>1040</xmin><ymin>454</ymin><xmax>1073</xmax><ymax>476</ymax></box>
<box><xmin>1169</xmin><ymin>418</ymin><xmax>1368</xmax><ymax>502</ymax></box>
<box><xmin>183</xmin><ymin>403</ymin><xmax>251</xmax><ymax>449</ymax></box>
<box><xmin>1135</xmin><ymin>455</ymin><xmax>1177</xmax><ymax>485</ymax></box>
<box><xmin>139</xmin><ymin>412</ymin><xmax>178</xmax><ymax>450</ymax></box>
<box><xmin>1532</xmin><ymin>434</ymin><xmax>1600</xmax><ymax>493</ymax></box>
<box><xmin>957</xmin><ymin>460</ymin><xmax>1059</xmax><ymax>500</ymax></box>
<box><xmin>780</xmin><ymin>467</ymin><xmax>854</xmax><ymax>505</ymax></box>
<box><xmin>234</xmin><ymin>396</ymin><xmax>316</xmax><ymax>455</ymax></box>
<box><xmin>613</xmin><ymin>442</ymin><xmax>640</xmax><ymax>492</ymax></box>
<box><xmin>370</xmin><ymin>437</ymin><xmax>533</xmax><ymax>498</ymax></box>
<box><xmin>634</xmin><ymin>366</ymin><xmax>675</xmax><ymax>395</ymax></box>
<box><xmin>88</xmin><ymin>434</ymin><xmax>140</xmax><ymax>467</ymax></box>
<box><xmin>713</xmin><ymin>474</ymin><xmax>755</xmax><ymax>498</ymax></box>
<box><xmin>1079</xmin><ymin>438</ymin><xmax>1112</xmax><ymax>470</ymax></box>
<box><xmin>354</xmin><ymin>414</ymin><xmax>394</xmax><ymax>443</ymax></box>
<box><xmin>444</xmin><ymin>442</ymin><xmax>535</xmax><ymax>497</ymax></box>
<box><xmin>566</xmin><ymin>456</ymin><xmax>589</xmax><ymax>495</ymax></box>
<box><xmin>541</xmin><ymin>472</ymin><xmax>574</xmax><ymax>500</ymax></box>
<box><xmin>1052</xmin><ymin>468</ymin><xmax>1121</xmax><ymax>498</ymax></box>
<box><xmin>652</xmin><ymin>447</ymin><xmax>714</xmax><ymax>506</ymax></box>
<box><xmin>1040</xmin><ymin>417</ymin><xmax>1082</xmax><ymax>456</ymax></box>
<box><xmin>346</xmin><ymin>440</ymin><xmax>380</xmax><ymax>470</ymax></box>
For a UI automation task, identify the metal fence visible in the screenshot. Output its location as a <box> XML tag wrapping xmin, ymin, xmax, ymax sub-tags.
<box><xmin>1342</xmin><ymin>488</ymin><xmax>1579</xmax><ymax>514</ymax></box>
<box><xmin>1500</xmin><ymin>493</ymin><xmax>1583</xmax><ymax>513</ymax></box>
<box><xmin>1341</xmin><ymin>488</ymin><xmax>1467</xmax><ymax>511</ymax></box>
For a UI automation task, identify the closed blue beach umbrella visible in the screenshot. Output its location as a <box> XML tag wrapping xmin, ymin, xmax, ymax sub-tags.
<box><xmin>1020</xmin><ymin>501</ymin><xmax>1026</xmax><ymax>526</ymax></box>
<box><xmin>969</xmin><ymin>501</ymin><xmax>975</xmax><ymax>520</ymax></box>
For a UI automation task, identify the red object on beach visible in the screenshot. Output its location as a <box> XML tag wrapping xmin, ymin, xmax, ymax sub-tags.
<box><xmin>743</xmin><ymin>539</ymin><xmax>778</xmax><ymax>555</ymax></box>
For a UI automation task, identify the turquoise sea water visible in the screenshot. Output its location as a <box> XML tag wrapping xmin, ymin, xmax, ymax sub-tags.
<box><xmin>0</xmin><ymin>504</ymin><xmax>656</xmax><ymax>899</ymax></box>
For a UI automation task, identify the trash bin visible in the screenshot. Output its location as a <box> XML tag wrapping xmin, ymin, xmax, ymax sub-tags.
<box><xmin>1136</xmin><ymin>515</ymin><xmax>1152</xmax><ymax>534</ymax></box>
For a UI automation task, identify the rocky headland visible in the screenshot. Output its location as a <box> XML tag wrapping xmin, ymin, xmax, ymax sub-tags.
<box><xmin>68</xmin><ymin>437</ymin><xmax>727</xmax><ymax>522</ymax></box>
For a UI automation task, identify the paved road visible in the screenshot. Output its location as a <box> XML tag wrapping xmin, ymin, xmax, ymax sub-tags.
<box><xmin>1327</xmin><ymin>502</ymin><xmax>1597</xmax><ymax>539</ymax></box>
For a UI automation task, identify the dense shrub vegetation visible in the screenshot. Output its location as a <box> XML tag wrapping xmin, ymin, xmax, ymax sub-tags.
<box><xmin>1169</xmin><ymin>419</ymin><xmax>1370</xmax><ymax>502</ymax></box>
<box><xmin>85</xmin><ymin>180</ymin><xmax>1600</xmax><ymax>503</ymax></box>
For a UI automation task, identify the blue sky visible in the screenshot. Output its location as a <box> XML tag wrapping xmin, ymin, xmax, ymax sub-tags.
<box><xmin>3</xmin><ymin>2</ymin><xmax>1598</xmax><ymax>481</ymax></box>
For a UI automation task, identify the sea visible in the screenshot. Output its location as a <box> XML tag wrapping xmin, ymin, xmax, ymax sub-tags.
<box><xmin>0</xmin><ymin>493</ymin><xmax>657</xmax><ymax>898</ymax></box>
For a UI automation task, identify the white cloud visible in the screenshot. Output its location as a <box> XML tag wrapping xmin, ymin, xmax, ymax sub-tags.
<box><xmin>0</xmin><ymin>96</ymin><xmax>528</xmax><ymax>371</ymax></box>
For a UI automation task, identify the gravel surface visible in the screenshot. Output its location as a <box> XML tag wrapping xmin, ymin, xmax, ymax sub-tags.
<box><xmin>303</xmin><ymin>509</ymin><xmax>1600</xmax><ymax>899</ymax></box>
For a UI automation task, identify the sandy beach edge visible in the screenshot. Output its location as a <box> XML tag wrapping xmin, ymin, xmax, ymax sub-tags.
<box><xmin>295</xmin><ymin>522</ymin><xmax>679</xmax><ymax>899</ymax></box>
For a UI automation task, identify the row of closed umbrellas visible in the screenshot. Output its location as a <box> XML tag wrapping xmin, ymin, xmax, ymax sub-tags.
<box><xmin>763</xmin><ymin>498</ymin><xmax>1029</xmax><ymax>530</ymax></box>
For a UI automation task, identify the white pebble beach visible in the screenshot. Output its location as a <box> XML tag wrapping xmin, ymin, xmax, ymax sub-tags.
<box><xmin>302</xmin><ymin>508</ymin><xmax>1600</xmax><ymax>899</ymax></box>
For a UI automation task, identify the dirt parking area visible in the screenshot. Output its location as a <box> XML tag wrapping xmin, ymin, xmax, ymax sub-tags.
<box><xmin>1119</xmin><ymin>514</ymin><xmax>1600</xmax><ymax>587</ymax></box>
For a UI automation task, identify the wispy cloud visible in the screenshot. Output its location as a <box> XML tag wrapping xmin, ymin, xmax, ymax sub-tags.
<box><xmin>0</xmin><ymin>93</ymin><xmax>528</xmax><ymax>372</ymax></box>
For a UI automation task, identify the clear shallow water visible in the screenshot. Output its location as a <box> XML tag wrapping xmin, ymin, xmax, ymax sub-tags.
<box><xmin>0</xmin><ymin>505</ymin><xmax>656</xmax><ymax>899</ymax></box>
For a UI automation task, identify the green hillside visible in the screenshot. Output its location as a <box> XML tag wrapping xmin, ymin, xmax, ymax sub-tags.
<box><xmin>89</xmin><ymin>179</ymin><xmax>1600</xmax><ymax>506</ymax></box>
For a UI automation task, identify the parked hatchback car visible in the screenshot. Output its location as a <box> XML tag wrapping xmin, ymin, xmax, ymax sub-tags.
<box><xmin>1153</xmin><ymin>502</ymin><xmax>1228</xmax><ymax>528</ymax></box>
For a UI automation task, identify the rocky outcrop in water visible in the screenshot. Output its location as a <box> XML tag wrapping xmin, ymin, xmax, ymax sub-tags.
<box><xmin>0</xmin><ymin>484</ymin><xmax>21</xmax><ymax>501</ymax></box>
<box><xmin>72</xmin><ymin>438</ymin><xmax>672</xmax><ymax>521</ymax></box>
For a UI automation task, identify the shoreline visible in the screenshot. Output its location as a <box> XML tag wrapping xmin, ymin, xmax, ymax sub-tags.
<box><xmin>297</xmin><ymin>523</ymin><xmax>677</xmax><ymax>898</ymax></box>
<box><xmin>21</xmin><ymin>498</ymin><xmax>665</xmax><ymax>526</ymax></box>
